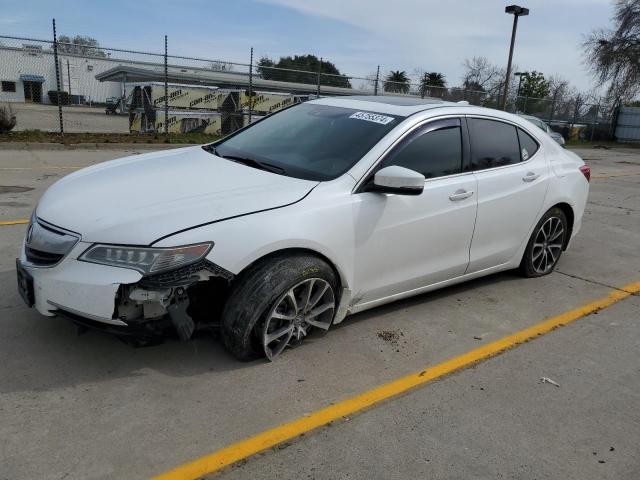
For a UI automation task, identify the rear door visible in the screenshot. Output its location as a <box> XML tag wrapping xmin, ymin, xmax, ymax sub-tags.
<box><xmin>466</xmin><ymin>117</ymin><xmax>549</xmax><ymax>272</ymax></box>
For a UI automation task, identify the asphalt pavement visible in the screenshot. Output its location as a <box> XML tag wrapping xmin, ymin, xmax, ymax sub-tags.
<box><xmin>0</xmin><ymin>145</ymin><xmax>638</xmax><ymax>480</ymax></box>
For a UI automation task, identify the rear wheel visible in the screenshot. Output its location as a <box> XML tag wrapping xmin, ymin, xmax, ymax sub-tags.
<box><xmin>519</xmin><ymin>207</ymin><xmax>568</xmax><ymax>277</ymax></box>
<box><xmin>222</xmin><ymin>253</ymin><xmax>337</xmax><ymax>361</ymax></box>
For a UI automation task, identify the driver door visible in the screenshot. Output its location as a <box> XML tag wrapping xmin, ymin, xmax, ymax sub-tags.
<box><xmin>352</xmin><ymin>118</ymin><xmax>478</xmax><ymax>305</ymax></box>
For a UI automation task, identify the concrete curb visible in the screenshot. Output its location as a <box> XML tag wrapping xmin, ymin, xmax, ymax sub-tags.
<box><xmin>0</xmin><ymin>142</ymin><xmax>197</xmax><ymax>151</ymax></box>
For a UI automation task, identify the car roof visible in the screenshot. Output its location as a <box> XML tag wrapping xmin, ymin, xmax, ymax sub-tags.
<box><xmin>307</xmin><ymin>96</ymin><xmax>547</xmax><ymax>140</ymax></box>
<box><xmin>310</xmin><ymin>95</ymin><xmax>466</xmax><ymax>116</ymax></box>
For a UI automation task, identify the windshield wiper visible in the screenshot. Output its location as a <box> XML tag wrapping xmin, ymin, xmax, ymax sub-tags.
<box><xmin>202</xmin><ymin>144</ymin><xmax>217</xmax><ymax>155</ymax></box>
<box><xmin>202</xmin><ymin>145</ymin><xmax>285</xmax><ymax>174</ymax></box>
<box><xmin>220</xmin><ymin>155</ymin><xmax>285</xmax><ymax>174</ymax></box>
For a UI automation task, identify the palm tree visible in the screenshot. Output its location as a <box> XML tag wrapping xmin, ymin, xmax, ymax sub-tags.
<box><xmin>384</xmin><ymin>70</ymin><xmax>410</xmax><ymax>94</ymax></box>
<box><xmin>420</xmin><ymin>72</ymin><xmax>446</xmax><ymax>98</ymax></box>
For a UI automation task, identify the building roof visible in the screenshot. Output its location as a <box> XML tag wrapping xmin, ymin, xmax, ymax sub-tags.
<box><xmin>19</xmin><ymin>74</ymin><xmax>46</xmax><ymax>82</ymax></box>
<box><xmin>95</xmin><ymin>65</ymin><xmax>361</xmax><ymax>96</ymax></box>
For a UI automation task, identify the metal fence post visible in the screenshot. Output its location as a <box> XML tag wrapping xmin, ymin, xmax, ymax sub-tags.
<box><xmin>164</xmin><ymin>35</ymin><xmax>168</xmax><ymax>136</ymax></box>
<box><xmin>66</xmin><ymin>60</ymin><xmax>71</xmax><ymax>101</ymax></box>
<box><xmin>374</xmin><ymin>65</ymin><xmax>380</xmax><ymax>96</ymax></box>
<box><xmin>548</xmin><ymin>92</ymin><xmax>557</xmax><ymax>123</ymax></box>
<box><xmin>591</xmin><ymin>98</ymin><xmax>601</xmax><ymax>142</ymax></box>
<box><xmin>248</xmin><ymin>47</ymin><xmax>253</xmax><ymax>124</ymax></box>
<box><xmin>609</xmin><ymin>97</ymin><xmax>621</xmax><ymax>140</ymax></box>
<box><xmin>52</xmin><ymin>19</ymin><xmax>64</xmax><ymax>141</ymax></box>
<box><xmin>571</xmin><ymin>94</ymin><xmax>581</xmax><ymax>137</ymax></box>
<box><xmin>316</xmin><ymin>57</ymin><xmax>322</xmax><ymax>96</ymax></box>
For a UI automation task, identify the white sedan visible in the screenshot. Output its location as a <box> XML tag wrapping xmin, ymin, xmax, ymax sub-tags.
<box><xmin>16</xmin><ymin>96</ymin><xmax>590</xmax><ymax>360</ymax></box>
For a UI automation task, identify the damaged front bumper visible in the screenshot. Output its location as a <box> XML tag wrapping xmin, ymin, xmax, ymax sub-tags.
<box><xmin>18</xmin><ymin>241</ymin><xmax>233</xmax><ymax>339</ymax></box>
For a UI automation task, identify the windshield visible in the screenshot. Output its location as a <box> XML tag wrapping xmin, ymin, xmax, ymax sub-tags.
<box><xmin>208</xmin><ymin>103</ymin><xmax>404</xmax><ymax>181</ymax></box>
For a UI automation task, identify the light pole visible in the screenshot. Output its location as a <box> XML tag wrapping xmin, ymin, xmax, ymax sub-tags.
<box><xmin>501</xmin><ymin>5</ymin><xmax>529</xmax><ymax>111</ymax></box>
<box><xmin>514</xmin><ymin>71</ymin><xmax>528</xmax><ymax>97</ymax></box>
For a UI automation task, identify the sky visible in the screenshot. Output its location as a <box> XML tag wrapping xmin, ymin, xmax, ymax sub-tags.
<box><xmin>0</xmin><ymin>0</ymin><xmax>615</xmax><ymax>91</ymax></box>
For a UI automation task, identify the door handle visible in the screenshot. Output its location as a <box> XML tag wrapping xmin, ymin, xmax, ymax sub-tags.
<box><xmin>522</xmin><ymin>172</ymin><xmax>540</xmax><ymax>182</ymax></box>
<box><xmin>449</xmin><ymin>189</ymin><xmax>474</xmax><ymax>201</ymax></box>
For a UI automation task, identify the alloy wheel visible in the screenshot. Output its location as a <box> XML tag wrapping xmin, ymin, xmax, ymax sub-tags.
<box><xmin>531</xmin><ymin>216</ymin><xmax>565</xmax><ymax>274</ymax></box>
<box><xmin>262</xmin><ymin>278</ymin><xmax>335</xmax><ymax>361</ymax></box>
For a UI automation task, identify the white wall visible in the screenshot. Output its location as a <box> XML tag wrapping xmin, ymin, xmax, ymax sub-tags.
<box><xmin>0</xmin><ymin>46</ymin><xmax>134</xmax><ymax>104</ymax></box>
<box><xmin>615</xmin><ymin>106</ymin><xmax>640</xmax><ymax>143</ymax></box>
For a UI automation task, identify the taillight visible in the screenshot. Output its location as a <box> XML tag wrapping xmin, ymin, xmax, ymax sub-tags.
<box><xmin>579</xmin><ymin>165</ymin><xmax>591</xmax><ymax>182</ymax></box>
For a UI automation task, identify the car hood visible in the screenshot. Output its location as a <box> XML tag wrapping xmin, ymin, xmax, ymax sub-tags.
<box><xmin>36</xmin><ymin>146</ymin><xmax>318</xmax><ymax>245</ymax></box>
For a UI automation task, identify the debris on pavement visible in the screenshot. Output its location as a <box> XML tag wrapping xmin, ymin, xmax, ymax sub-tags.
<box><xmin>540</xmin><ymin>377</ymin><xmax>561</xmax><ymax>387</ymax></box>
<box><xmin>377</xmin><ymin>329</ymin><xmax>401</xmax><ymax>345</ymax></box>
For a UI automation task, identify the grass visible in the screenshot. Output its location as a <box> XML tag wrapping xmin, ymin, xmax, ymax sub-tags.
<box><xmin>0</xmin><ymin>130</ymin><xmax>221</xmax><ymax>145</ymax></box>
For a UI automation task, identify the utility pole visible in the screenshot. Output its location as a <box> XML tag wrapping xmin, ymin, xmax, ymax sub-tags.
<box><xmin>502</xmin><ymin>5</ymin><xmax>529</xmax><ymax>111</ymax></box>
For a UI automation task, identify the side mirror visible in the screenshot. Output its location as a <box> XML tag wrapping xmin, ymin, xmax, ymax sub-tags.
<box><xmin>369</xmin><ymin>165</ymin><xmax>425</xmax><ymax>195</ymax></box>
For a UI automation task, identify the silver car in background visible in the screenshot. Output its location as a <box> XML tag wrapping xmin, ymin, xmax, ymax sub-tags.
<box><xmin>519</xmin><ymin>114</ymin><xmax>565</xmax><ymax>146</ymax></box>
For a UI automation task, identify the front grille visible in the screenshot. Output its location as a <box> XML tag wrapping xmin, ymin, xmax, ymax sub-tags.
<box><xmin>25</xmin><ymin>246</ymin><xmax>64</xmax><ymax>266</ymax></box>
<box><xmin>24</xmin><ymin>218</ymin><xmax>80</xmax><ymax>267</ymax></box>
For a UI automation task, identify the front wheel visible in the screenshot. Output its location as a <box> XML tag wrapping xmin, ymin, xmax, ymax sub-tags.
<box><xmin>222</xmin><ymin>253</ymin><xmax>337</xmax><ymax>361</ymax></box>
<box><xmin>519</xmin><ymin>207</ymin><xmax>568</xmax><ymax>277</ymax></box>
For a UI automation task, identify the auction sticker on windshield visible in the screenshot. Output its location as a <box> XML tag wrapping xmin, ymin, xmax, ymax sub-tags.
<box><xmin>349</xmin><ymin>111</ymin><xmax>396</xmax><ymax>125</ymax></box>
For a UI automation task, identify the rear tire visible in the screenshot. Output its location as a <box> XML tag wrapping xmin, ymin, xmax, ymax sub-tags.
<box><xmin>222</xmin><ymin>253</ymin><xmax>337</xmax><ymax>361</ymax></box>
<box><xmin>519</xmin><ymin>207</ymin><xmax>568</xmax><ymax>278</ymax></box>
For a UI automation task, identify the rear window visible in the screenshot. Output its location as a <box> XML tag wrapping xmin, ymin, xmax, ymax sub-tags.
<box><xmin>517</xmin><ymin>128</ymin><xmax>539</xmax><ymax>161</ymax></box>
<box><xmin>468</xmin><ymin>118</ymin><xmax>521</xmax><ymax>170</ymax></box>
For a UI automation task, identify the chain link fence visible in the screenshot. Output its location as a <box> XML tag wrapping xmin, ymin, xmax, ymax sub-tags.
<box><xmin>0</xmin><ymin>24</ymin><xmax>622</xmax><ymax>142</ymax></box>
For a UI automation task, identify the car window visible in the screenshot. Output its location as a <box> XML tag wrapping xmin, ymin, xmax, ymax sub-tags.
<box><xmin>468</xmin><ymin>118</ymin><xmax>521</xmax><ymax>170</ymax></box>
<box><xmin>211</xmin><ymin>104</ymin><xmax>404</xmax><ymax>181</ymax></box>
<box><xmin>517</xmin><ymin>128</ymin><xmax>539</xmax><ymax>161</ymax></box>
<box><xmin>380</xmin><ymin>119</ymin><xmax>462</xmax><ymax>179</ymax></box>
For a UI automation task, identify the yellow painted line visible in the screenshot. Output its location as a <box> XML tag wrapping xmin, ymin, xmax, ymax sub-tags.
<box><xmin>0</xmin><ymin>219</ymin><xmax>29</xmax><ymax>226</ymax></box>
<box><xmin>153</xmin><ymin>280</ymin><xmax>640</xmax><ymax>480</ymax></box>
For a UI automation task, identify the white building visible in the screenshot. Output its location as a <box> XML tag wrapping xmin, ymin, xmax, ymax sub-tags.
<box><xmin>0</xmin><ymin>42</ymin><xmax>358</xmax><ymax>106</ymax></box>
<box><xmin>0</xmin><ymin>43</ymin><xmax>133</xmax><ymax>104</ymax></box>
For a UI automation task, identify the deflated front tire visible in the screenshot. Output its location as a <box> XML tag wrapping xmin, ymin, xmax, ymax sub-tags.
<box><xmin>221</xmin><ymin>253</ymin><xmax>337</xmax><ymax>361</ymax></box>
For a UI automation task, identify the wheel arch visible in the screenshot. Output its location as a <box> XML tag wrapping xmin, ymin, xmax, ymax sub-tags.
<box><xmin>233</xmin><ymin>247</ymin><xmax>348</xmax><ymax>293</ymax></box>
<box><xmin>551</xmin><ymin>202</ymin><xmax>574</xmax><ymax>250</ymax></box>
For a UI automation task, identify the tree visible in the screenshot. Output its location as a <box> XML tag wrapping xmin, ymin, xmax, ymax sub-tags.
<box><xmin>547</xmin><ymin>75</ymin><xmax>571</xmax><ymax>100</ymax></box>
<box><xmin>462</xmin><ymin>57</ymin><xmax>503</xmax><ymax>92</ymax></box>
<box><xmin>56</xmin><ymin>35</ymin><xmax>106</xmax><ymax>57</ymax></box>
<box><xmin>518</xmin><ymin>71</ymin><xmax>550</xmax><ymax>99</ymax></box>
<box><xmin>516</xmin><ymin>71</ymin><xmax>551</xmax><ymax>114</ymax></box>
<box><xmin>419</xmin><ymin>72</ymin><xmax>446</xmax><ymax>98</ymax></box>
<box><xmin>257</xmin><ymin>55</ymin><xmax>351</xmax><ymax>88</ymax></box>
<box><xmin>461</xmin><ymin>57</ymin><xmax>512</xmax><ymax>107</ymax></box>
<box><xmin>256</xmin><ymin>56</ymin><xmax>275</xmax><ymax>77</ymax></box>
<box><xmin>384</xmin><ymin>70</ymin><xmax>410</xmax><ymax>94</ymax></box>
<box><xmin>584</xmin><ymin>0</ymin><xmax>640</xmax><ymax>99</ymax></box>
